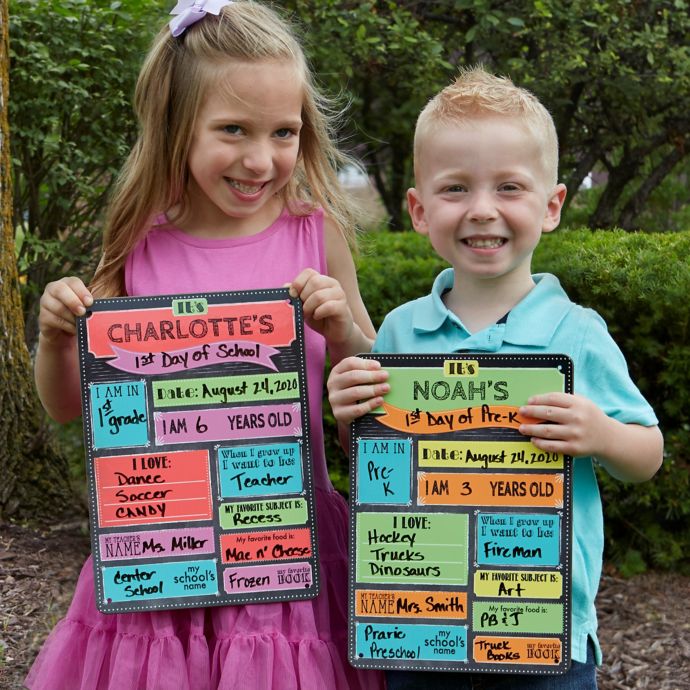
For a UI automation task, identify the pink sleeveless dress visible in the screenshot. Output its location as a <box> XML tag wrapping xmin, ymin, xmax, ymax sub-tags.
<box><xmin>26</xmin><ymin>208</ymin><xmax>384</xmax><ymax>690</ymax></box>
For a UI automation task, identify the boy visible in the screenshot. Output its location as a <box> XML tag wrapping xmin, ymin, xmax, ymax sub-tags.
<box><xmin>328</xmin><ymin>67</ymin><xmax>663</xmax><ymax>690</ymax></box>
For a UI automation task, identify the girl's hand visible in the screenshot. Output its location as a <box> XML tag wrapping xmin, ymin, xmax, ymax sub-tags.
<box><xmin>38</xmin><ymin>277</ymin><xmax>93</xmax><ymax>345</ymax></box>
<box><xmin>290</xmin><ymin>268</ymin><xmax>354</xmax><ymax>346</ymax></box>
<box><xmin>518</xmin><ymin>392</ymin><xmax>608</xmax><ymax>458</ymax></box>
<box><xmin>327</xmin><ymin>356</ymin><xmax>390</xmax><ymax>425</ymax></box>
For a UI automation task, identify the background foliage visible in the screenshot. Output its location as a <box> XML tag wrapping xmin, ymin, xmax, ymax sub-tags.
<box><xmin>7</xmin><ymin>1</ymin><xmax>690</xmax><ymax>573</ymax></box>
<box><xmin>9</xmin><ymin>1</ymin><xmax>690</xmax><ymax>330</ymax></box>
<box><xmin>9</xmin><ymin>0</ymin><xmax>164</xmax><ymax>349</ymax></box>
<box><xmin>283</xmin><ymin>0</ymin><xmax>690</xmax><ymax>231</ymax></box>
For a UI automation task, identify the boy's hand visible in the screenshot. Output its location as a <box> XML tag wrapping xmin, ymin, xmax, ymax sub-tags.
<box><xmin>289</xmin><ymin>268</ymin><xmax>354</xmax><ymax>346</ymax></box>
<box><xmin>327</xmin><ymin>356</ymin><xmax>390</xmax><ymax>425</ymax></box>
<box><xmin>38</xmin><ymin>277</ymin><xmax>93</xmax><ymax>345</ymax></box>
<box><xmin>518</xmin><ymin>392</ymin><xmax>608</xmax><ymax>458</ymax></box>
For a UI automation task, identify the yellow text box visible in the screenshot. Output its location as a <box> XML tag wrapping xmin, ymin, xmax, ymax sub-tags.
<box><xmin>474</xmin><ymin>570</ymin><xmax>562</xmax><ymax>599</ymax></box>
<box><xmin>418</xmin><ymin>440</ymin><xmax>563</xmax><ymax>470</ymax></box>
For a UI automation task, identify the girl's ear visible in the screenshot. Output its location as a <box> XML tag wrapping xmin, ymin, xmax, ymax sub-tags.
<box><xmin>542</xmin><ymin>183</ymin><xmax>567</xmax><ymax>234</ymax></box>
<box><xmin>407</xmin><ymin>187</ymin><xmax>429</xmax><ymax>235</ymax></box>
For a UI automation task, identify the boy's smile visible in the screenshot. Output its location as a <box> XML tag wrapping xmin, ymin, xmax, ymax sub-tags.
<box><xmin>407</xmin><ymin>116</ymin><xmax>566</xmax><ymax>294</ymax></box>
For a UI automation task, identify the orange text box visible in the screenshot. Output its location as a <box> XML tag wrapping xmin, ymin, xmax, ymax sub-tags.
<box><xmin>356</xmin><ymin>590</ymin><xmax>467</xmax><ymax>620</ymax></box>
<box><xmin>220</xmin><ymin>528</ymin><xmax>312</xmax><ymax>564</ymax></box>
<box><xmin>95</xmin><ymin>449</ymin><xmax>212</xmax><ymax>527</ymax></box>
<box><xmin>376</xmin><ymin>403</ymin><xmax>538</xmax><ymax>434</ymax></box>
<box><xmin>473</xmin><ymin>636</ymin><xmax>563</xmax><ymax>666</ymax></box>
<box><xmin>418</xmin><ymin>473</ymin><xmax>563</xmax><ymax>508</ymax></box>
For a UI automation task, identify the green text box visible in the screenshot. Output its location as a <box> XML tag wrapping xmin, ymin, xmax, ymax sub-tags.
<box><xmin>220</xmin><ymin>497</ymin><xmax>308</xmax><ymax>530</ymax></box>
<box><xmin>356</xmin><ymin>512</ymin><xmax>469</xmax><ymax>586</ymax></box>
<box><xmin>153</xmin><ymin>372</ymin><xmax>299</xmax><ymax>407</ymax></box>
<box><xmin>473</xmin><ymin>601</ymin><xmax>563</xmax><ymax>634</ymax></box>
<box><xmin>382</xmin><ymin>367</ymin><xmax>564</xmax><ymax>412</ymax></box>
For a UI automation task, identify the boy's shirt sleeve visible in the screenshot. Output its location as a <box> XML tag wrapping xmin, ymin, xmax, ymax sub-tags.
<box><xmin>573</xmin><ymin>307</ymin><xmax>658</xmax><ymax>427</ymax></box>
<box><xmin>371</xmin><ymin>317</ymin><xmax>390</xmax><ymax>354</ymax></box>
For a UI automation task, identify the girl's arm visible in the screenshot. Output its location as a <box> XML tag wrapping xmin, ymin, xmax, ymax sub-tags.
<box><xmin>291</xmin><ymin>218</ymin><xmax>375</xmax><ymax>365</ymax></box>
<box><xmin>324</xmin><ymin>218</ymin><xmax>375</xmax><ymax>362</ymax></box>
<box><xmin>35</xmin><ymin>277</ymin><xmax>93</xmax><ymax>423</ymax></box>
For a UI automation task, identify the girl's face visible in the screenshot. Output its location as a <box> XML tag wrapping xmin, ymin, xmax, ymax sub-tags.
<box><xmin>183</xmin><ymin>60</ymin><xmax>303</xmax><ymax>238</ymax></box>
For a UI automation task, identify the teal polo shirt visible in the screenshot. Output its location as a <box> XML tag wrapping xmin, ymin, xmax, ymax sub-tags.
<box><xmin>373</xmin><ymin>269</ymin><xmax>658</xmax><ymax>664</ymax></box>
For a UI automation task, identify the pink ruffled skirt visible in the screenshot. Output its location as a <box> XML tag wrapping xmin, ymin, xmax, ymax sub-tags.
<box><xmin>25</xmin><ymin>489</ymin><xmax>384</xmax><ymax>690</ymax></box>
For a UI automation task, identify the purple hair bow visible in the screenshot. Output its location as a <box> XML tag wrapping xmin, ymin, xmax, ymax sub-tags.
<box><xmin>169</xmin><ymin>0</ymin><xmax>233</xmax><ymax>37</ymax></box>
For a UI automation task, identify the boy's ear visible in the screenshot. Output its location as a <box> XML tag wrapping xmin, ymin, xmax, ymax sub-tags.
<box><xmin>407</xmin><ymin>187</ymin><xmax>429</xmax><ymax>235</ymax></box>
<box><xmin>542</xmin><ymin>183</ymin><xmax>567</xmax><ymax>234</ymax></box>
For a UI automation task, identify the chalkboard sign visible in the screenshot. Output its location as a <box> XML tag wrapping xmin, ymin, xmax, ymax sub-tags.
<box><xmin>77</xmin><ymin>289</ymin><xmax>318</xmax><ymax>613</ymax></box>
<box><xmin>349</xmin><ymin>354</ymin><xmax>572</xmax><ymax>675</ymax></box>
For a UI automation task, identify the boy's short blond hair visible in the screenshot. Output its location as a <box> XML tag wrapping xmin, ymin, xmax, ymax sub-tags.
<box><xmin>414</xmin><ymin>66</ymin><xmax>559</xmax><ymax>186</ymax></box>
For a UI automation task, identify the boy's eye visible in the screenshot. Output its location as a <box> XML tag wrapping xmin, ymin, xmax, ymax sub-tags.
<box><xmin>222</xmin><ymin>124</ymin><xmax>243</xmax><ymax>135</ymax></box>
<box><xmin>499</xmin><ymin>183</ymin><xmax>521</xmax><ymax>192</ymax></box>
<box><xmin>445</xmin><ymin>184</ymin><xmax>467</xmax><ymax>193</ymax></box>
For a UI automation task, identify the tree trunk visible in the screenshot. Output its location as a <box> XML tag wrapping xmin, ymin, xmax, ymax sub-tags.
<box><xmin>0</xmin><ymin>0</ymin><xmax>77</xmax><ymax>523</ymax></box>
<box><xmin>588</xmin><ymin>150</ymin><xmax>639</xmax><ymax>229</ymax></box>
<box><xmin>618</xmin><ymin>145</ymin><xmax>688</xmax><ymax>230</ymax></box>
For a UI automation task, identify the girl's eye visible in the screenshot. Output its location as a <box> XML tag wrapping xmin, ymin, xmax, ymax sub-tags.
<box><xmin>274</xmin><ymin>128</ymin><xmax>296</xmax><ymax>139</ymax></box>
<box><xmin>222</xmin><ymin>124</ymin><xmax>242</xmax><ymax>135</ymax></box>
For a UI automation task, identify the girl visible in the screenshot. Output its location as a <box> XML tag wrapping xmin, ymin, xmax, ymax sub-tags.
<box><xmin>27</xmin><ymin>2</ymin><xmax>383</xmax><ymax>689</ymax></box>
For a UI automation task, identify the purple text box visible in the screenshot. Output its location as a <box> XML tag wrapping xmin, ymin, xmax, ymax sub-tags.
<box><xmin>223</xmin><ymin>562</ymin><xmax>313</xmax><ymax>594</ymax></box>
<box><xmin>154</xmin><ymin>403</ymin><xmax>302</xmax><ymax>445</ymax></box>
<box><xmin>99</xmin><ymin>526</ymin><xmax>215</xmax><ymax>561</ymax></box>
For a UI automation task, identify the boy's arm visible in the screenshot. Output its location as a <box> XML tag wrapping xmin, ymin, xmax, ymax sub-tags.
<box><xmin>327</xmin><ymin>356</ymin><xmax>390</xmax><ymax>454</ymax></box>
<box><xmin>519</xmin><ymin>392</ymin><xmax>663</xmax><ymax>483</ymax></box>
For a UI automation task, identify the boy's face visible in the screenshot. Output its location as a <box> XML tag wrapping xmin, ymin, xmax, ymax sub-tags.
<box><xmin>407</xmin><ymin>116</ymin><xmax>566</xmax><ymax>289</ymax></box>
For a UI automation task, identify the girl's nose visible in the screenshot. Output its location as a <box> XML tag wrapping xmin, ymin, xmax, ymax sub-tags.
<box><xmin>242</xmin><ymin>140</ymin><xmax>272</xmax><ymax>175</ymax></box>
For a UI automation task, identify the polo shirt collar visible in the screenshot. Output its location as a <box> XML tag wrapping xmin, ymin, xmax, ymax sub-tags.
<box><xmin>412</xmin><ymin>268</ymin><xmax>574</xmax><ymax>348</ymax></box>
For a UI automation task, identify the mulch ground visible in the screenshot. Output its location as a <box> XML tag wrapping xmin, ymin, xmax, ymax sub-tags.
<box><xmin>1</xmin><ymin>521</ymin><xmax>688</xmax><ymax>690</ymax></box>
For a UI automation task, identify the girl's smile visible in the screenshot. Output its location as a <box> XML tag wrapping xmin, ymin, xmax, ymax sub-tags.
<box><xmin>225</xmin><ymin>178</ymin><xmax>269</xmax><ymax>196</ymax></box>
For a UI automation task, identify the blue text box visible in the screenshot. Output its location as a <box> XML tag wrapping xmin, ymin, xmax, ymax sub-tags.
<box><xmin>90</xmin><ymin>381</ymin><xmax>149</xmax><ymax>449</ymax></box>
<box><xmin>357</xmin><ymin>438</ymin><xmax>412</xmax><ymax>504</ymax></box>
<box><xmin>102</xmin><ymin>559</ymin><xmax>218</xmax><ymax>603</ymax></box>
<box><xmin>355</xmin><ymin>622</ymin><xmax>467</xmax><ymax>662</ymax></box>
<box><xmin>476</xmin><ymin>513</ymin><xmax>560</xmax><ymax>566</ymax></box>
<box><xmin>218</xmin><ymin>443</ymin><xmax>303</xmax><ymax>498</ymax></box>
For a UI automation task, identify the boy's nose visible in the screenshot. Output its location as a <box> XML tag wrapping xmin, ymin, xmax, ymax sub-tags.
<box><xmin>468</xmin><ymin>191</ymin><xmax>498</xmax><ymax>222</ymax></box>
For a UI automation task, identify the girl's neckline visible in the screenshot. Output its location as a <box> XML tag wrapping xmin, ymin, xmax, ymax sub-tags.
<box><xmin>157</xmin><ymin>206</ymin><xmax>290</xmax><ymax>248</ymax></box>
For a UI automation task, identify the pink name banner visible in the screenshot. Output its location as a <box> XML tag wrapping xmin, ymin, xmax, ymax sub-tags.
<box><xmin>77</xmin><ymin>289</ymin><xmax>319</xmax><ymax>613</ymax></box>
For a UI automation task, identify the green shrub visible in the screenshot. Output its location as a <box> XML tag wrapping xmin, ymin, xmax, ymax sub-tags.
<box><xmin>10</xmin><ymin>0</ymin><xmax>165</xmax><ymax>347</ymax></box>
<box><xmin>323</xmin><ymin>228</ymin><xmax>690</xmax><ymax>573</ymax></box>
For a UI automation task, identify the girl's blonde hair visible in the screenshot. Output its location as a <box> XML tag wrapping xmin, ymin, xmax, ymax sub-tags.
<box><xmin>414</xmin><ymin>66</ymin><xmax>559</xmax><ymax>187</ymax></box>
<box><xmin>91</xmin><ymin>1</ymin><xmax>359</xmax><ymax>297</ymax></box>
